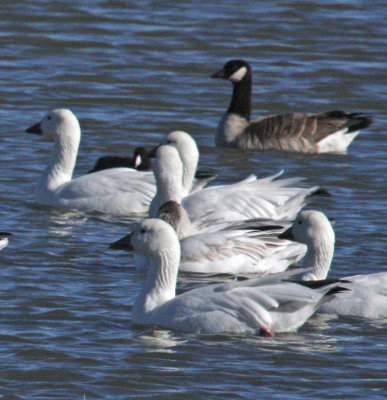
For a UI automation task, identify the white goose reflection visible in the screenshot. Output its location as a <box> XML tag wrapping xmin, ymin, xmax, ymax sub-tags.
<box><xmin>134</xmin><ymin>329</ymin><xmax>187</xmax><ymax>353</ymax></box>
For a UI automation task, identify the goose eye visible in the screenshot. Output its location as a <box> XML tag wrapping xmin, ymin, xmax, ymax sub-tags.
<box><xmin>140</xmin><ymin>228</ymin><xmax>146</xmax><ymax>234</ymax></box>
<box><xmin>47</xmin><ymin>115</ymin><xmax>52</xmax><ymax>120</ymax></box>
<box><xmin>297</xmin><ymin>220</ymin><xmax>303</xmax><ymax>225</ymax></box>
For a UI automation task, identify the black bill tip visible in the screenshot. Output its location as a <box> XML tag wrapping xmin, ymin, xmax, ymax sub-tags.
<box><xmin>211</xmin><ymin>69</ymin><xmax>226</xmax><ymax>79</ymax></box>
<box><xmin>26</xmin><ymin>122</ymin><xmax>43</xmax><ymax>135</ymax></box>
<box><xmin>109</xmin><ymin>232</ymin><xmax>133</xmax><ymax>251</ymax></box>
<box><xmin>278</xmin><ymin>227</ymin><xmax>295</xmax><ymax>241</ymax></box>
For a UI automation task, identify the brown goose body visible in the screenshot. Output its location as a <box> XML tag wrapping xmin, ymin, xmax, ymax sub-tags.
<box><xmin>212</xmin><ymin>60</ymin><xmax>372</xmax><ymax>154</ymax></box>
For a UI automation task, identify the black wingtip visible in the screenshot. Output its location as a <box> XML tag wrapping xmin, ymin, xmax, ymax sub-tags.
<box><xmin>324</xmin><ymin>111</ymin><xmax>373</xmax><ymax>133</ymax></box>
<box><xmin>325</xmin><ymin>285</ymin><xmax>350</xmax><ymax>296</ymax></box>
<box><xmin>0</xmin><ymin>232</ymin><xmax>12</xmax><ymax>238</ymax></box>
<box><xmin>310</xmin><ymin>188</ymin><xmax>331</xmax><ymax>197</ymax></box>
<box><xmin>294</xmin><ymin>278</ymin><xmax>351</xmax><ymax>295</ymax></box>
<box><xmin>195</xmin><ymin>169</ymin><xmax>216</xmax><ymax>180</ymax></box>
<box><xmin>347</xmin><ymin>114</ymin><xmax>373</xmax><ymax>133</ymax></box>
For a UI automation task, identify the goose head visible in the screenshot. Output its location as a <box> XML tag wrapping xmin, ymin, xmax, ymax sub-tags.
<box><xmin>26</xmin><ymin>109</ymin><xmax>81</xmax><ymax>143</ymax></box>
<box><xmin>279</xmin><ymin>210</ymin><xmax>335</xmax><ymax>280</ymax></box>
<box><xmin>111</xmin><ymin>219</ymin><xmax>179</xmax><ymax>258</ymax></box>
<box><xmin>162</xmin><ymin>131</ymin><xmax>199</xmax><ymax>166</ymax></box>
<box><xmin>279</xmin><ymin>210</ymin><xmax>335</xmax><ymax>247</ymax></box>
<box><xmin>211</xmin><ymin>59</ymin><xmax>251</xmax><ymax>83</ymax></box>
<box><xmin>162</xmin><ymin>131</ymin><xmax>199</xmax><ymax>193</ymax></box>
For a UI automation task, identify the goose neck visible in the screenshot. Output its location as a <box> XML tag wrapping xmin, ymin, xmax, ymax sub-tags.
<box><xmin>228</xmin><ymin>76</ymin><xmax>252</xmax><ymax>120</ymax></box>
<box><xmin>153</xmin><ymin>155</ymin><xmax>184</xmax><ymax>210</ymax></box>
<box><xmin>181</xmin><ymin>155</ymin><xmax>198</xmax><ymax>195</ymax></box>
<box><xmin>302</xmin><ymin>240</ymin><xmax>334</xmax><ymax>281</ymax></box>
<box><xmin>40</xmin><ymin>133</ymin><xmax>80</xmax><ymax>191</ymax></box>
<box><xmin>133</xmin><ymin>248</ymin><xmax>179</xmax><ymax>317</ymax></box>
<box><xmin>156</xmin><ymin>174</ymin><xmax>183</xmax><ymax>206</ymax></box>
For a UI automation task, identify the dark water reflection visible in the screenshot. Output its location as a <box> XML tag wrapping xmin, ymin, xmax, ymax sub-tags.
<box><xmin>0</xmin><ymin>0</ymin><xmax>386</xmax><ymax>398</ymax></box>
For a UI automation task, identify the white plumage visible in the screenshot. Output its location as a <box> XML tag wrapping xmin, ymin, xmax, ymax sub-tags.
<box><xmin>150</xmin><ymin>131</ymin><xmax>322</xmax><ymax>223</ymax></box>
<box><xmin>126</xmin><ymin>218</ymin><xmax>342</xmax><ymax>335</ymax></box>
<box><xmin>112</xmin><ymin>200</ymin><xmax>305</xmax><ymax>274</ymax></box>
<box><xmin>26</xmin><ymin>109</ymin><xmax>155</xmax><ymax>216</ymax></box>
<box><xmin>0</xmin><ymin>232</ymin><xmax>12</xmax><ymax>251</ymax></box>
<box><xmin>280</xmin><ymin>210</ymin><xmax>387</xmax><ymax>319</ymax></box>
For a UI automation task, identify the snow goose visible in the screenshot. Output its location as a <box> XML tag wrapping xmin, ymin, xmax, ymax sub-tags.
<box><xmin>279</xmin><ymin>210</ymin><xmax>387</xmax><ymax>319</ymax></box>
<box><xmin>211</xmin><ymin>59</ymin><xmax>372</xmax><ymax>153</ymax></box>
<box><xmin>0</xmin><ymin>232</ymin><xmax>12</xmax><ymax>251</ymax></box>
<box><xmin>88</xmin><ymin>147</ymin><xmax>151</xmax><ymax>173</ymax></box>
<box><xmin>120</xmin><ymin>218</ymin><xmax>346</xmax><ymax>335</ymax></box>
<box><xmin>111</xmin><ymin>200</ymin><xmax>306</xmax><ymax>274</ymax></box>
<box><xmin>26</xmin><ymin>109</ymin><xmax>155</xmax><ymax>215</ymax></box>
<box><xmin>149</xmin><ymin>143</ymin><xmax>324</xmax><ymax>224</ymax></box>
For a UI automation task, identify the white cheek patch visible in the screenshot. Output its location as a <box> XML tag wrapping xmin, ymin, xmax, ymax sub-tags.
<box><xmin>229</xmin><ymin>66</ymin><xmax>247</xmax><ymax>82</ymax></box>
<box><xmin>134</xmin><ymin>155</ymin><xmax>142</xmax><ymax>168</ymax></box>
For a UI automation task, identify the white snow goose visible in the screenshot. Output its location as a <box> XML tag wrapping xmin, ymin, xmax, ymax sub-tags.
<box><xmin>279</xmin><ymin>210</ymin><xmax>387</xmax><ymax>319</ymax></box>
<box><xmin>211</xmin><ymin>59</ymin><xmax>372</xmax><ymax>153</ymax></box>
<box><xmin>117</xmin><ymin>218</ymin><xmax>346</xmax><ymax>335</ymax></box>
<box><xmin>111</xmin><ymin>200</ymin><xmax>305</xmax><ymax>275</ymax></box>
<box><xmin>26</xmin><ymin>109</ymin><xmax>155</xmax><ymax>216</ymax></box>
<box><xmin>149</xmin><ymin>143</ymin><xmax>326</xmax><ymax>225</ymax></box>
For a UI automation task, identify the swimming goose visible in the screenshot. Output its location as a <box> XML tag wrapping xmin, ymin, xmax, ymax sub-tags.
<box><xmin>87</xmin><ymin>147</ymin><xmax>151</xmax><ymax>173</ymax></box>
<box><xmin>87</xmin><ymin>130</ymin><xmax>215</xmax><ymax>191</ymax></box>
<box><xmin>211</xmin><ymin>59</ymin><xmax>372</xmax><ymax>153</ymax></box>
<box><xmin>120</xmin><ymin>218</ymin><xmax>345</xmax><ymax>335</ymax></box>
<box><xmin>279</xmin><ymin>210</ymin><xmax>387</xmax><ymax>319</ymax></box>
<box><xmin>150</xmin><ymin>143</ymin><xmax>324</xmax><ymax>225</ymax></box>
<box><xmin>26</xmin><ymin>109</ymin><xmax>155</xmax><ymax>215</ymax></box>
<box><xmin>0</xmin><ymin>232</ymin><xmax>12</xmax><ymax>251</ymax></box>
<box><xmin>111</xmin><ymin>200</ymin><xmax>306</xmax><ymax>274</ymax></box>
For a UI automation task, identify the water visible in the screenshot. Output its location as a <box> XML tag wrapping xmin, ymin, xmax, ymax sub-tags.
<box><xmin>0</xmin><ymin>0</ymin><xmax>386</xmax><ymax>398</ymax></box>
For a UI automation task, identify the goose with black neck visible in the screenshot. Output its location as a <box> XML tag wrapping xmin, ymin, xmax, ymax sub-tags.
<box><xmin>211</xmin><ymin>59</ymin><xmax>372</xmax><ymax>153</ymax></box>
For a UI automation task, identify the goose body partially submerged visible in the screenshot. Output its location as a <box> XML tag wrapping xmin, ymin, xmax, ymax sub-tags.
<box><xmin>118</xmin><ymin>218</ymin><xmax>345</xmax><ymax>335</ymax></box>
<box><xmin>150</xmin><ymin>135</ymin><xmax>323</xmax><ymax>224</ymax></box>
<box><xmin>111</xmin><ymin>200</ymin><xmax>305</xmax><ymax>275</ymax></box>
<box><xmin>212</xmin><ymin>59</ymin><xmax>372</xmax><ymax>153</ymax></box>
<box><xmin>26</xmin><ymin>109</ymin><xmax>155</xmax><ymax>216</ymax></box>
<box><xmin>280</xmin><ymin>210</ymin><xmax>387</xmax><ymax>319</ymax></box>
